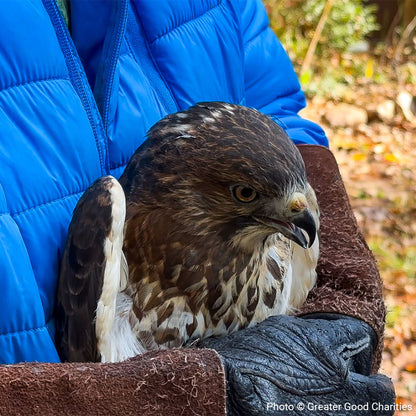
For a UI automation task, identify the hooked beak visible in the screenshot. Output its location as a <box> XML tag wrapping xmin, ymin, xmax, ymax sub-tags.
<box><xmin>253</xmin><ymin>208</ymin><xmax>317</xmax><ymax>249</ymax></box>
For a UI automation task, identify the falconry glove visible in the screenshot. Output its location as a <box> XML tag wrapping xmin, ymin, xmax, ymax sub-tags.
<box><xmin>199</xmin><ymin>314</ymin><xmax>396</xmax><ymax>416</ymax></box>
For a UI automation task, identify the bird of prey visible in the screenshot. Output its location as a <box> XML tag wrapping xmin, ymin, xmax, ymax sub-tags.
<box><xmin>56</xmin><ymin>102</ymin><xmax>320</xmax><ymax>363</ymax></box>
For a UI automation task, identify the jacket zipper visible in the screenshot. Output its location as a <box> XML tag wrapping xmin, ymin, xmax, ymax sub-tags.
<box><xmin>42</xmin><ymin>0</ymin><xmax>108</xmax><ymax>175</ymax></box>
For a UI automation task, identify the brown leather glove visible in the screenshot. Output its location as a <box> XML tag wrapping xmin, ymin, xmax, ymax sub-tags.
<box><xmin>0</xmin><ymin>349</ymin><xmax>225</xmax><ymax>416</ymax></box>
<box><xmin>296</xmin><ymin>144</ymin><xmax>386</xmax><ymax>372</ymax></box>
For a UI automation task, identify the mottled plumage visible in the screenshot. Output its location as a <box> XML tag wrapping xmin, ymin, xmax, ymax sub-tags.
<box><xmin>56</xmin><ymin>102</ymin><xmax>319</xmax><ymax>363</ymax></box>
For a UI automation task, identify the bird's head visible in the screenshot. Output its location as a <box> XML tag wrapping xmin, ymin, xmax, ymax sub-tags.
<box><xmin>121</xmin><ymin>102</ymin><xmax>319</xmax><ymax>252</ymax></box>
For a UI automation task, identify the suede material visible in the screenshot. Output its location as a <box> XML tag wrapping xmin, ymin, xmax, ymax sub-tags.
<box><xmin>296</xmin><ymin>145</ymin><xmax>386</xmax><ymax>372</ymax></box>
<box><xmin>0</xmin><ymin>349</ymin><xmax>226</xmax><ymax>416</ymax></box>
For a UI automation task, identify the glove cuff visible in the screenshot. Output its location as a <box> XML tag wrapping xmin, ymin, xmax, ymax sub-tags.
<box><xmin>0</xmin><ymin>349</ymin><xmax>226</xmax><ymax>415</ymax></box>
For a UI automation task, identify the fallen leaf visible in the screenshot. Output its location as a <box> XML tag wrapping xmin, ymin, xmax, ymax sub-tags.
<box><xmin>353</xmin><ymin>153</ymin><xmax>366</xmax><ymax>161</ymax></box>
<box><xmin>404</xmin><ymin>362</ymin><xmax>416</xmax><ymax>373</ymax></box>
<box><xmin>385</xmin><ymin>153</ymin><xmax>399</xmax><ymax>163</ymax></box>
<box><xmin>365</xmin><ymin>58</ymin><xmax>374</xmax><ymax>78</ymax></box>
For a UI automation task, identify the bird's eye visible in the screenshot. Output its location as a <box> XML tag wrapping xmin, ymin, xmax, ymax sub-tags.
<box><xmin>231</xmin><ymin>185</ymin><xmax>258</xmax><ymax>203</ymax></box>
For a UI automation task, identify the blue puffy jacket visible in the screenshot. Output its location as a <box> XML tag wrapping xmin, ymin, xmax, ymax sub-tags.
<box><xmin>0</xmin><ymin>0</ymin><xmax>327</xmax><ymax>364</ymax></box>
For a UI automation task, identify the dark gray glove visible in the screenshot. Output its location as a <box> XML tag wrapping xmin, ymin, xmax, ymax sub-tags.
<box><xmin>198</xmin><ymin>315</ymin><xmax>395</xmax><ymax>416</ymax></box>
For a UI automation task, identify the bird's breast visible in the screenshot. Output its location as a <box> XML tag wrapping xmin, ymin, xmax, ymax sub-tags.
<box><xmin>200</xmin><ymin>240</ymin><xmax>291</xmax><ymax>338</ymax></box>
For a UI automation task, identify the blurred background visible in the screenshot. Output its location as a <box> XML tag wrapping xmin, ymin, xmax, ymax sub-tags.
<box><xmin>262</xmin><ymin>0</ymin><xmax>416</xmax><ymax>413</ymax></box>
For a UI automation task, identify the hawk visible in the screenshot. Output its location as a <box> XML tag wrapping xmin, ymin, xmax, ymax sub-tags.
<box><xmin>56</xmin><ymin>102</ymin><xmax>320</xmax><ymax>363</ymax></box>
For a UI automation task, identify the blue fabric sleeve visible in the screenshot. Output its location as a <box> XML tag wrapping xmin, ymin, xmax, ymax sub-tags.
<box><xmin>239</xmin><ymin>0</ymin><xmax>328</xmax><ymax>147</ymax></box>
<box><xmin>0</xmin><ymin>183</ymin><xmax>59</xmax><ymax>364</ymax></box>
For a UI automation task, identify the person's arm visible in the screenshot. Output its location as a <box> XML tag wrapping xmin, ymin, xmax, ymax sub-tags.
<box><xmin>239</xmin><ymin>0</ymin><xmax>328</xmax><ymax>146</ymax></box>
<box><xmin>297</xmin><ymin>145</ymin><xmax>386</xmax><ymax>371</ymax></box>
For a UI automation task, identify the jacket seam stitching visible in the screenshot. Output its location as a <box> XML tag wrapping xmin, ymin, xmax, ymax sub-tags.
<box><xmin>110</xmin><ymin>160</ymin><xmax>128</xmax><ymax>171</ymax></box>
<box><xmin>149</xmin><ymin>0</ymin><xmax>222</xmax><ymax>44</ymax></box>
<box><xmin>0</xmin><ymin>76</ymin><xmax>69</xmax><ymax>95</ymax></box>
<box><xmin>0</xmin><ymin>325</ymin><xmax>47</xmax><ymax>338</ymax></box>
<box><xmin>11</xmin><ymin>190</ymin><xmax>84</xmax><ymax>218</ymax></box>
<box><xmin>244</xmin><ymin>25</ymin><xmax>268</xmax><ymax>55</ymax></box>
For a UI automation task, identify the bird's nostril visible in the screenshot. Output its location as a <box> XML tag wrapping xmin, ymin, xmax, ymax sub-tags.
<box><xmin>291</xmin><ymin>205</ymin><xmax>304</xmax><ymax>213</ymax></box>
<box><xmin>289</xmin><ymin>193</ymin><xmax>307</xmax><ymax>214</ymax></box>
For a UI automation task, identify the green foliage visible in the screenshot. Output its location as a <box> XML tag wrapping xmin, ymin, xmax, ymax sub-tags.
<box><xmin>400</xmin><ymin>61</ymin><xmax>416</xmax><ymax>85</ymax></box>
<box><xmin>263</xmin><ymin>0</ymin><xmax>379</xmax><ymax>97</ymax></box>
<box><xmin>369</xmin><ymin>238</ymin><xmax>416</xmax><ymax>281</ymax></box>
<box><xmin>264</xmin><ymin>0</ymin><xmax>379</xmax><ymax>61</ymax></box>
<box><xmin>386</xmin><ymin>304</ymin><xmax>403</xmax><ymax>328</ymax></box>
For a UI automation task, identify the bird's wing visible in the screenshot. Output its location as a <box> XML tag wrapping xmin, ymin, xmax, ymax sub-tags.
<box><xmin>55</xmin><ymin>176</ymin><xmax>126</xmax><ymax>362</ymax></box>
